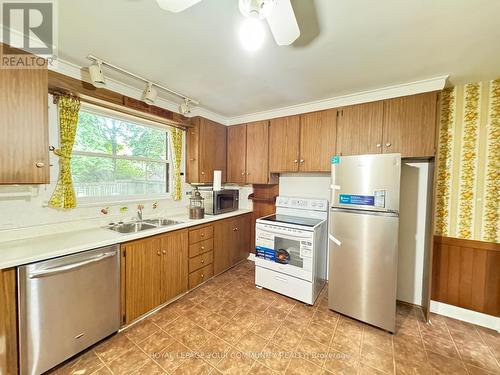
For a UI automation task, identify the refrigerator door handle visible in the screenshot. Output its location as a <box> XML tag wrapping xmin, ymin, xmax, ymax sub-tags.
<box><xmin>328</xmin><ymin>234</ymin><xmax>342</xmax><ymax>246</ymax></box>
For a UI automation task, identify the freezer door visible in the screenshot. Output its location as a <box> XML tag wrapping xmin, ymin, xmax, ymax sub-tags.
<box><xmin>328</xmin><ymin>208</ymin><xmax>398</xmax><ymax>332</ymax></box>
<box><xmin>331</xmin><ymin>153</ymin><xmax>401</xmax><ymax>212</ymax></box>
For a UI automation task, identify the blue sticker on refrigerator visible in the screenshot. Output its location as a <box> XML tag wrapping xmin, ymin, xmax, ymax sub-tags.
<box><xmin>339</xmin><ymin>194</ymin><xmax>375</xmax><ymax>206</ymax></box>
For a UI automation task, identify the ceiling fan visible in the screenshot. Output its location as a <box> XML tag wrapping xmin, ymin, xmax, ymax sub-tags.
<box><xmin>155</xmin><ymin>0</ymin><xmax>300</xmax><ymax>47</ymax></box>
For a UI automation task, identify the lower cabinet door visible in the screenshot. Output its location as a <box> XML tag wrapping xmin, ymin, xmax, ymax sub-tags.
<box><xmin>214</xmin><ymin>219</ymin><xmax>233</xmax><ymax>275</ymax></box>
<box><xmin>160</xmin><ymin>230</ymin><xmax>189</xmax><ymax>303</ymax></box>
<box><xmin>231</xmin><ymin>214</ymin><xmax>251</xmax><ymax>266</ymax></box>
<box><xmin>124</xmin><ymin>237</ymin><xmax>162</xmax><ymax>324</ymax></box>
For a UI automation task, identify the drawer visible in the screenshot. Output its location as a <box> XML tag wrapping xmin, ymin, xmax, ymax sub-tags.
<box><xmin>189</xmin><ymin>251</ymin><xmax>213</xmax><ymax>273</ymax></box>
<box><xmin>189</xmin><ymin>238</ymin><xmax>213</xmax><ymax>258</ymax></box>
<box><xmin>189</xmin><ymin>225</ymin><xmax>214</xmax><ymax>244</ymax></box>
<box><xmin>189</xmin><ymin>264</ymin><xmax>214</xmax><ymax>289</ymax></box>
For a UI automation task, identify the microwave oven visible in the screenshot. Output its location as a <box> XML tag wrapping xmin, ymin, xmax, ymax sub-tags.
<box><xmin>199</xmin><ymin>189</ymin><xmax>239</xmax><ymax>215</ymax></box>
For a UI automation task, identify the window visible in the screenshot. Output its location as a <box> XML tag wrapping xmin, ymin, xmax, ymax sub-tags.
<box><xmin>71</xmin><ymin>107</ymin><xmax>171</xmax><ymax>200</ymax></box>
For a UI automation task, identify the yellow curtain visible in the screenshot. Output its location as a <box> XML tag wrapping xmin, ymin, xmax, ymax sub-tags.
<box><xmin>170</xmin><ymin>127</ymin><xmax>183</xmax><ymax>200</ymax></box>
<box><xmin>48</xmin><ymin>95</ymin><xmax>81</xmax><ymax>209</ymax></box>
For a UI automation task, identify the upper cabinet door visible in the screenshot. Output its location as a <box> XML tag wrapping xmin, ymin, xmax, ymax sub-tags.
<box><xmin>0</xmin><ymin>67</ymin><xmax>49</xmax><ymax>184</ymax></box>
<box><xmin>269</xmin><ymin>116</ymin><xmax>300</xmax><ymax>172</ymax></box>
<box><xmin>185</xmin><ymin>119</ymin><xmax>200</xmax><ymax>184</ymax></box>
<box><xmin>299</xmin><ymin>109</ymin><xmax>337</xmax><ymax>172</ymax></box>
<box><xmin>382</xmin><ymin>92</ymin><xmax>438</xmax><ymax>157</ymax></box>
<box><xmin>246</xmin><ymin>120</ymin><xmax>270</xmax><ymax>184</ymax></box>
<box><xmin>199</xmin><ymin>118</ymin><xmax>227</xmax><ymax>183</ymax></box>
<box><xmin>336</xmin><ymin>101</ymin><xmax>384</xmax><ymax>156</ymax></box>
<box><xmin>226</xmin><ymin>124</ymin><xmax>247</xmax><ymax>184</ymax></box>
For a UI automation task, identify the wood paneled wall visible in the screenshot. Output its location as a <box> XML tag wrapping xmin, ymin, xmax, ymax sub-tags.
<box><xmin>0</xmin><ymin>269</ymin><xmax>18</xmax><ymax>375</ymax></box>
<box><xmin>432</xmin><ymin>236</ymin><xmax>500</xmax><ymax>316</ymax></box>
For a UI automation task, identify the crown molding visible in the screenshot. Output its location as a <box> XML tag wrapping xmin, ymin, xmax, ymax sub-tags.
<box><xmin>49</xmin><ymin>59</ymin><xmax>227</xmax><ymax>124</ymax></box>
<box><xmin>224</xmin><ymin>75</ymin><xmax>449</xmax><ymax>125</ymax></box>
<box><xmin>50</xmin><ymin>59</ymin><xmax>448</xmax><ymax>127</ymax></box>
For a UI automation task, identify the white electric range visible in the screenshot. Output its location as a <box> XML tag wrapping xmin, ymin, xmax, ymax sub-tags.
<box><xmin>255</xmin><ymin>196</ymin><xmax>328</xmax><ymax>305</ymax></box>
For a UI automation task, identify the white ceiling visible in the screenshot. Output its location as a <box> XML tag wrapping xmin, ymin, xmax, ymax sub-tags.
<box><xmin>58</xmin><ymin>0</ymin><xmax>500</xmax><ymax>118</ymax></box>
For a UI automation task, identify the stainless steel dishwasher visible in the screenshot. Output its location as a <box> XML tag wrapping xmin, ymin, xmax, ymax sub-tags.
<box><xmin>18</xmin><ymin>245</ymin><xmax>121</xmax><ymax>375</ymax></box>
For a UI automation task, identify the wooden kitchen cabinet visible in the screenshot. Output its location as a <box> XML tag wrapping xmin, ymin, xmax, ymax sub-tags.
<box><xmin>269</xmin><ymin>111</ymin><xmax>337</xmax><ymax>173</ymax></box>
<box><xmin>231</xmin><ymin>214</ymin><xmax>251</xmax><ymax>265</ymax></box>
<box><xmin>186</xmin><ymin>117</ymin><xmax>227</xmax><ymax>183</ymax></box>
<box><xmin>214</xmin><ymin>213</ymin><xmax>251</xmax><ymax>275</ymax></box>
<box><xmin>299</xmin><ymin>109</ymin><xmax>337</xmax><ymax>171</ymax></box>
<box><xmin>382</xmin><ymin>92</ymin><xmax>438</xmax><ymax>157</ymax></box>
<box><xmin>188</xmin><ymin>224</ymin><xmax>214</xmax><ymax>289</ymax></box>
<box><xmin>122</xmin><ymin>229</ymin><xmax>188</xmax><ymax>324</ymax></box>
<box><xmin>159</xmin><ymin>230</ymin><xmax>189</xmax><ymax>303</ymax></box>
<box><xmin>227</xmin><ymin>120</ymin><xmax>275</xmax><ymax>184</ymax></box>
<box><xmin>227</xmin><ymin>124</ymin><xmax>247</xmax><ymax>184</ymax></box>
<box><xmin>0</xmin><ymin>58</ymin><xmax>49</xmax><ymax>184</ymax></box>
<box><xmin>269</xmin><ymin>116</ymin><xmax>301</xmax><ymax>172</ymax></box>
<box><xmin>336</xmin><ymin>101</ymin><xmax>384</xmax><ymax>156</ymax></box>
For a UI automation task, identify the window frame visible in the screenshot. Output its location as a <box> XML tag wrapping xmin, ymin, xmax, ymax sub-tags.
<box><xmin>72</xmin><ymin>103</ymin><xmax>174</xmax><ymax>204</ymax></box>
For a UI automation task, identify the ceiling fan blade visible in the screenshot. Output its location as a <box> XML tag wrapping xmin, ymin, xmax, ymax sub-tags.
<box><xmin>266</xmin><ymin>0</ymin><xmax>300</xmax><ymax>45</ymax></box>
<box><xmin>155</xmin><ymin>0</ymin><xmax>203</xmax><ymax>12</ymax></box>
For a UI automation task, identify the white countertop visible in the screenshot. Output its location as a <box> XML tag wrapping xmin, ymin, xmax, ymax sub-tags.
<box><xmin>0</xmin><ymin>209</ymin><xmax>252</xmax><ymax>270</ymax></box>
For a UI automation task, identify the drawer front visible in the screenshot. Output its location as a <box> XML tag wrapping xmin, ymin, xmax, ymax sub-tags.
<box><xmin>189</xmin><ymin>225</ymin><xmax>214</xmax><ymax>244</ymax></box>
<box><xmin>189</xmin><ymin>251</ymin><xmax>214</xmax><ymax>273</ymax></box>
<box><xmin>189</xmin><ymin>264</ymin><xmax>214</xmax><ymax>289</ymax></box>
<box><xmin>189</xmin><ymin>238</ymin><xmax>214</xmax><ymax>258</ymax></box>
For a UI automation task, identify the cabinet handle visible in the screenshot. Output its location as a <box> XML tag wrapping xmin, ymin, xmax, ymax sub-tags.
<box><xmin>201</xmin><ymin>274</ymin><xmax>204</xmax><ymax>278</ymax></box>
<box><xmin>201</xmin><ymin>260</ymin><xmax>205</xmax><ymax>264</ymax></box>
<box><xmin>376</xmin><ymin>144</ymin><xmax>382</xmax><ymax>148</ymax></box>
<box><xmin>241</xmin><ymin>172</ymin><xmax>245</xmax><ymax>175</ymax></box>
<box><xmin>201</xmin><ymin>233</ymin><xmax>205</xmax><ymax>237</ymax></box>
<box><xmin>162</xmin><ymin>250</ymin><xmax>166</xmax><ymax>255</ymax></box>
<box><xmin>201</xmin><ymin>246</ymin><xmax>205</xmax><ymax>250</ymax></box>
<box><xmin>35</xmin><ymin>162</ymin><xmax>45</xmax><ymax>168</ymax></box>
<box><xmin>190</xmin><ymin>158</ymin><xmax>196</xmax><ymax>161</ymax></box>
<box><xmin>157</xmin><ymin>251</ymin><xmax>161</xmax><ymax>256</ymax></box>
<box><xmin>246</xmin><ymin>172</ymin><xmax>250</xmax><ymax>175</ymax></box>
<box><xmin>293</xmin><ymin>159</ymin><xmax>298</xmax><ymax>163</ymax></box>
<box><xmin>385</xmin><ymin>143</ymin><xmax>392</xmax><ymax>147</ymax></box>
<box><xmin>201</xmin><ymin>171</ymin><xmax>205</xmax><ymax>175</ymax></box>
<box><xmin>300</xmin><ymin>159</ymin><xmax>304</xmax><ymax>163</ymax></box>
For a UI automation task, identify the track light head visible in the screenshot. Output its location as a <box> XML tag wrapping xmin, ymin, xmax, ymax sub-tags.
<box><xmin>89</xmin><ymin>60</ymin><xmax>106</xmax><ymax>88</ymax></box>
<box><xmin>142</xmin><ymin>82</ymin><xmax>157</xmax><ymax>105</ymax></box>
<box><xmin>179</xmin><ymin>99</ymin><xmax>192</xmax><ymax>116</ymax></box>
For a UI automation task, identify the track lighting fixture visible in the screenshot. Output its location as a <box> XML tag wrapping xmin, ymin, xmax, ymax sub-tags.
<box><xmin>142</xmin><ymin>82</ymin><xmax>157</xmax><ymax>105</ymax></box>
<box><xmin>86</xmin><ymin>55</ymin><xmax>199</xmax><ymax>115</ymax></box>
<box><xmin>88</xmin><ymin>60</ymin><xmax>106</xmax><ymax>88</ymax></box>
<box><xmin>179</xmin><ymin>99</ymin><xmax>192</xmax><ymax>116</ymax></box>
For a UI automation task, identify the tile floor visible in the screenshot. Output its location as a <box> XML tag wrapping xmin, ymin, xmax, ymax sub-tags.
<box><xmin>50</xmin><ymin>261</ymin><xmax>500</xmax><ymax>375</ymax></box>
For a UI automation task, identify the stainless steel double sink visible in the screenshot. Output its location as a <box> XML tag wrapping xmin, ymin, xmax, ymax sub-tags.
<box><xmin>105</xmin><ymin>218</ymin><xmax>183</xmax><ymax>233</ymax></box>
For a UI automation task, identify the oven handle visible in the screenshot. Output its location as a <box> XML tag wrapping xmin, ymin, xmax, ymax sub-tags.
<box><xmin>257</xmin><ymin>227</ymin><xmax>311</xmax><ymax>240</ymax></box>
<box><xmin>28</xmin><ymin>251</ymin><xmax>116</xmax><ymax>279</ymax></box>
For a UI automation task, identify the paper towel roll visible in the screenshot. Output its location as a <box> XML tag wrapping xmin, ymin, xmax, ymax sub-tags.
<box><xmin>213</xmin><ymin>170</ymin><xmax>222</xmax><ymax>191</ymax></box>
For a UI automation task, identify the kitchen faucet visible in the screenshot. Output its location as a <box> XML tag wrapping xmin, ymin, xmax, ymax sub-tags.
<box><xmin>137</xmin><ymin>204</ymin><xmax>144</xmax><ymax>221</ymax></box>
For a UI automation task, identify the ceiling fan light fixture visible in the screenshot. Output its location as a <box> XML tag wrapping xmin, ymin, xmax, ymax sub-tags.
<box><xmin>239</xmin><ymin>16</ymin><xmax>265</xmax><ymax>51</ymax></box>
<box><xmin>142</xmin><ymin>82</ymin><xmax>157</xmax><ymax>105</ymax></box>
<box><xmin>239</xmin><ymin>0</ymin><xmax>275</xmax><ymax>19</ymax></box>
<box><xmin>88</xmin><ymin>60</ymin><xmax>106</xmax><ymax>88</ymax></box>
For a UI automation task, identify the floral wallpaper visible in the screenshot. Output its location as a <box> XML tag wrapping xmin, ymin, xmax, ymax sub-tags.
<box><xmin>435</xmin><ymin>78</ymin><xmax>500</xmax><ymax>243</ymax></box>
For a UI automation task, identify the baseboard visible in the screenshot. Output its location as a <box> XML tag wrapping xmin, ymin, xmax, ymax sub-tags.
<box><xmin>247</xmin><ymin>253</ymin><xmax>256</xmax><ymax>261</ymax></box>
<box><xmin>430</xmin><ymin>300</ymin><xmax>500</xmax><ymax>332</ymax></box>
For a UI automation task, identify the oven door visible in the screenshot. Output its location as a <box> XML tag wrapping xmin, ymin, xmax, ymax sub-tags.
<box><xmin>255</xmin><ymin>224</ymin><xmax>313</xmax><ymax>282</ymax></box>
<box><xmin>214</xmin><ymin>191</ymin><xmax>239</xmax><ymax>214</ymax></box>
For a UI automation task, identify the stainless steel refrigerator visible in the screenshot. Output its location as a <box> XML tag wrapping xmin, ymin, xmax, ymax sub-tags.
<box><xmin>328</xmin><ymin>153</ymin><xmax>401</xmax><ymax>332</ymax></box>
